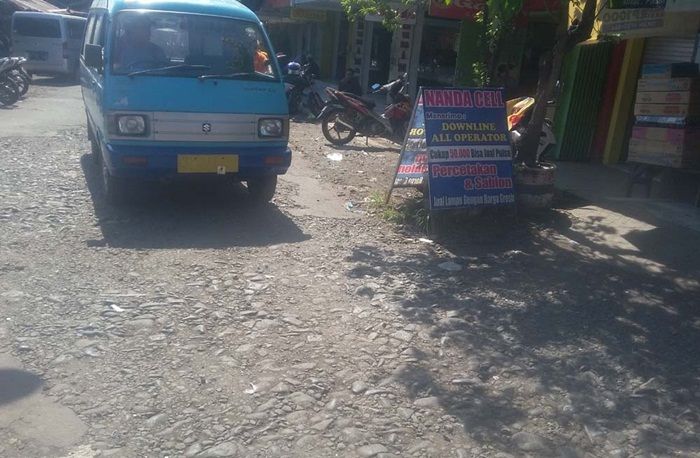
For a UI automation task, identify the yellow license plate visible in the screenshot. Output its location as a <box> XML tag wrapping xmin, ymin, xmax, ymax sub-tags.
<box><xmin>177</xmin><ymin>155</ymin><xmax>239</xmax><ymax>174</ymax></box>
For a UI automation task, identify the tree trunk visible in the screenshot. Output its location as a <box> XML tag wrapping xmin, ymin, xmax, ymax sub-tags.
<box><xmin>517</xmin><ymin>0</ymin><xmax>598</xmax><ymax>167</ymax></box>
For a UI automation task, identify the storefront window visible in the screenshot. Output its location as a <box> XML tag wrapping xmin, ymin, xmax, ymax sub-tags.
<box><xmin>419</xmin><ymin>22</ymin><xmax>458</xmax><ymax>87</ymax></box>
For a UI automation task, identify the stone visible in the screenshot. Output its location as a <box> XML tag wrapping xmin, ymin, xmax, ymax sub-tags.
<box><xmin>341</xmin><ymin>427</ymin><xmax>365</xmax><ymax>444</ymax></box>
<box><xmin>357</xmin><ymin>444</ymin><xmax>388</xmax><ymax>457</ymax></box>
<box><xmin>196</xmin><ymin>441</ymin><xmax>246</xmax><ymax>457</ymax></box>
<box><xmin>145</xmin><ymin>413</ymin><xmax>168</xmax><ymax>429</ymax></box>
<box><xmin>437</xmin><ymin>261</ymin><xmax>462</xmax><ymax>272</ymax></box>
<box><xmin>391</xmin><ymin>330</ymin><xmax>413</xmax><ymax>342</ymax></box>
<box><xmin>311</xmin><ymin>418</ymin><xmax>334</xmax><ymax>431</ymax></box>
<box><xmin>354</xmin><ymin>285</ymin><xmax>375</xmax><ymax>298</ymax></box>
<box><xmin>511</xmin><ymin>431</ymin><xmax>550</xmax><ymax>453</ymax></box>
<box><xmin>185</xmin><ymin>442</ymin><xmax>202</xmax><ymax>458</ymax></box>
<box><xmin>129</xmin><ymin>318</ymin><xmax>155</xmax><ymax>329</ymax></box>
<box><xmin>351</xmin><ymin>380</ymin><xmax>368</xmax><ymax>394</ymax></box>
<box><xmin>282</xmin><ymin>316</ymin><xmax>303</xmax><ymax>327</ymax></box>
<box><xmin>271</xmin><ymin>382</ymin><xmax>291</xmax><ymax>394</ymax></box>
<box><xmin>288</xmin><ymin>391</ymin><xmax>316</xmax><ymax>408</ymax></box>
<box><xmin>286</xmin><ymin>410</ymin><xmax>310</xmax><ymax>425</ymax></box>
<box><xmin>413</xmin><ymin>396</ymin><xmax>441</xmax><ymax>409</ymax></box>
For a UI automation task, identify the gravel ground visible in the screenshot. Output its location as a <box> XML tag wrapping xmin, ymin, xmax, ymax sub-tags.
<box><xmin>1</xmin><ymin>89</ymin><xmax>699</xmax><ymax>458</ymax></box>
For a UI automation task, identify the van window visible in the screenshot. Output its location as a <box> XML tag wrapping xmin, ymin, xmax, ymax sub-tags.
<box><xmin>82</xmin><ymin>14</ymin><xmax>96</xmax><ymax>56</ymax></box>
<box><xmin>111</xmin><ymin>11</ymin><xmax>278</xmax><ymax>79</ymax></box>
<box><xmin>13</xmin><ymin>16</ymin><xmax>61</xmax><ymax>38</ymax></box>
<box><xmin>66</xmin><ymin>18</ymin><xmax>86</xmax><ymax>40</ymax></box>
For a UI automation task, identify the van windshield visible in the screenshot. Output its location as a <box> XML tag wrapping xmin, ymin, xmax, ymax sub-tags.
<box><xmin>112</xmin><ymin>11</ymin><xmax>278</xmax><ymax>80</ymax></box>
<box><xmin>13</xmin><ymin>16</ymin><xmax>61</xmax><ymax>38</ymax></box>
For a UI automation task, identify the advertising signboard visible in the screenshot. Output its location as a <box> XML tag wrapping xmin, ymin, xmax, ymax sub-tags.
<box><xmin>422</xmin><ymin>88</ymin><xmax>515</xmax><ymax>210</ymax></box>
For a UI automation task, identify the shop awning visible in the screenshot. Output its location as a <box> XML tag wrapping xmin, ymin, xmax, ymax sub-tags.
<box><xmin>3</xmin><ymin>0</ymin><xmax>58</xmax><ymax>12</ymax></box>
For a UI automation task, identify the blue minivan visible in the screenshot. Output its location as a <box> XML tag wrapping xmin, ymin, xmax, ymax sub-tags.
<box><xmin>81</xmin><ymin>0</ymin><xmax>290</xmax><ymax>202</ymax></box>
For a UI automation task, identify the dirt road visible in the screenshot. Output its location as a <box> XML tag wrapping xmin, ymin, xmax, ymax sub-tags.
<box><xmin>1</xmin><ymin>80</ymin><xmax>699</xmax><ymax>457</ymax></box>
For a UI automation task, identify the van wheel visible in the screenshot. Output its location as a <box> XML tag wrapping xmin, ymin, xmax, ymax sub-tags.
<box><xmin>87</xmin><ymin>120</ymin><xmax>101</xmax><ymax>164</ymax></box>
<box><xmin>247</xmin><ymin>175</ymin><xmax>277</xmax><ymax>203</ymax></box>
<box><xmin>102</xmin><ymin>162</ymin><xmax>126</xmax><ymax>204</ymax></box>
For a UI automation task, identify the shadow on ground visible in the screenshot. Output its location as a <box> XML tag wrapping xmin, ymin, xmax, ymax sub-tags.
<box><xmin>347</xmin><ymin>198</ymin><xmax>700</xmax><ymax>455</ymax></box>
<box><xmin>0</xmin><ymin>368</ymin><xmax>43</xmax><ymax>406</ymax></box>
<box><xmin>328</xmin><ymin>143</ymin><xmax>399</xmax><ymax>153</ymax></box>
<box><xmin>31</xmin><ymin>76</ymin><xmax>78</xmax><ymax>88</ymax></box>
<box><xmin>80</xmin><ymin>155</ymin><xmax>310</xmax><ymax>249</ymax></box>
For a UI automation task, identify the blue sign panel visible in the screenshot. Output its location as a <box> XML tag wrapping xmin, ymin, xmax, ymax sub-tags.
<box><xmin>394</xmin><ymin>96</ymin><xmax>428</xmax><ymax>188</ymax></box>
<box><xmin>422</xmin><ymin>87</ymin><xmax>515</xmax><ymax>210</ymax></box>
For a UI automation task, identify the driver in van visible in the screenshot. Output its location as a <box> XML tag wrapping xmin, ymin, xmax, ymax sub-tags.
<box><xmin>115</xmin><ymin>15</ymin><xmax>167</xmax><ymax>71</ymax></box>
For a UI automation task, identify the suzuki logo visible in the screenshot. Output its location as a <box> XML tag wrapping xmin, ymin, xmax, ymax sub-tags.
<box><xmin>202</xmin><ymin>122</ymin><xmax>212</xmax><ymax>133</ymax></box>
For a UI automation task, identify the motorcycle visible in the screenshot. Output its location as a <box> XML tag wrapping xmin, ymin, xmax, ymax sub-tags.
<box><xmin>318</xmin><ymin>75</ymin><xmax>411</xmax><ymax>145</ymax></box>
<box><xmin>506</xmin><ymin>97</ymin><xmax>556</xmax><ymax>163</ymax></box>
<box><xmin>284</xmin><ymin>62</ymin><xmax>324</xmax><ymax>117</ymax></box>
<box><xmin>0</xmin><ymin>58</ymin><xmax>24</xmax><ymax>106</ymax></box>
<box><xmin>0</xmin><ymin>57</ymin><xmax>30</xmax><ymax>101</ymax></box>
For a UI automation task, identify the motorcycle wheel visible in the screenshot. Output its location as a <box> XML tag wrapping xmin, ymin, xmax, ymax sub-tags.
<box><xmin>321</xmin><ymin>109</ymin><xmax>356</xmax><ymax>145</ymax></box>
<box><xmin>0</xmin><ymin>80</ymin><xmax>19</xmax><ymax>106</ymax></box>
<box><xmin>10</xmin><ymin>73</ymin><xmax>28</xmax><ymax>96</ymax></box>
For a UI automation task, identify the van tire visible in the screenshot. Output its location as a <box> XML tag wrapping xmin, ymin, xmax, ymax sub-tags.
<box><xmin>247</xmin><ymin>175</ymin><xmax>277</xmax><ymax>203</ymax></box>
<box><xmin>102</xmin><ymin>162</ymin><xmax>126</xmax><ymax>204</ymax></box>
<box><xmin>87</xmin><ymin>120</ymin><xmax>101</xmax><ymax>164</ymax></box>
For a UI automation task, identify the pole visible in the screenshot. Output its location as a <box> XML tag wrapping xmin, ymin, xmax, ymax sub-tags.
<box><xmin>407</xmin><ymin>3</ymin><xmax>425</xmax><ymax>101</ymax></box>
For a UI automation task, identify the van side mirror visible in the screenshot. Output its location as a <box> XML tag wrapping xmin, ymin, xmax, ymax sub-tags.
<box><xmin>84</xmin><ymin>44</ymin><xmax>103</xmax><ymax>70</ymax></box>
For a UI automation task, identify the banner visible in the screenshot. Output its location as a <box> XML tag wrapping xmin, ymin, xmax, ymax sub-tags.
<box><xmin>392</xmin><ymin>97</ymin><xmax>428</xmax><ymax>188</ymax></box>
<box><xmin>428</xmin><ymin>0</ymin><xmax>484</xmax><ymax>20</ymax></box>
<box><xmin>599</xmin><ymin>7</ymin><xmax>665</xmax><ymax>33</ymax></box>
<box><xmin>422</xmin><ymin>87</ymin><xmax>515</xmax><ymax>210</ymax></box>
<box><xmin>608</xmin><ymin>0</ymin><xmax>665</xmax><ymax>8</ymax></box>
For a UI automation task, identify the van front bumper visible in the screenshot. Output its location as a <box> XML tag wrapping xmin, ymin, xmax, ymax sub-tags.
<box><xmin>103</xmin><ymin>143</ymin><xmax>292</xmax><ymax>180</ymax></box>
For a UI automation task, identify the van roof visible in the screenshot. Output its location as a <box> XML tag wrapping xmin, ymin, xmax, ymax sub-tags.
<box><xmin>13</xmin><ymin>11</ymin><xmax>87</xmax><ymax>21</ymax></box>
<box><xmin>92</xmin><ymin>0</ymin><xmax>259</xmax><ymax>22</ymax></box>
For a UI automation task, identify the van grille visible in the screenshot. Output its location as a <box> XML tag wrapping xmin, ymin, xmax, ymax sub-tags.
<box><xmin>151</xmin><ymin>112</ymin><xmax>261</xmax><ymax>142</ymax></box>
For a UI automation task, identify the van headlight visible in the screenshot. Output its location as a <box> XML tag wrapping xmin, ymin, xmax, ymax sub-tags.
<box><xmin>116</xmin><ymin>115</ymin><xmax>148</xmax><ymax>136</ymax></box>
<box><xmin>258</xmin><ymin>118</ymin><xmax>283</xmax><ymax>138</ymax></box>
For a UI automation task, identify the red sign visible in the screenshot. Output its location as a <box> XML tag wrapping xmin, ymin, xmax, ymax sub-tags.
<box><xmin>429</xmin><ymin>0</ymin><xmax>485</xmax><ymax>20</ymax></box>
<box><xmin>429</xmin><ymin>0</ymin><xmax>558</xmax><ymax>20</ymax></box>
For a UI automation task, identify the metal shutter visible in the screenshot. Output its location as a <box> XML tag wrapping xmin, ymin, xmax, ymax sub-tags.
<box><xmin>642</xmin><ymin>36</ymin><xmax>698</xmax><ymax>64</ymax></box>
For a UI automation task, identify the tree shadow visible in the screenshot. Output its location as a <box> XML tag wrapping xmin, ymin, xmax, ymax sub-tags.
<box><xmin>80</xmin><ymin>155</ymin><xmax>310</xmax><ymax>249</ymax></box>
<box><xmin>0</xmin><ymin>369</ymin><xmax>43</xmax><ymax>406</ymax></box>
<box><xmin>346</xmin><ymin>208</ymin><xmax>700</xmax><ymax>455</ymax></box>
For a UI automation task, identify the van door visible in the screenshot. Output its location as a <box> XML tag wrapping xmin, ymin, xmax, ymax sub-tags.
<box><xmin>65</xmin><ymin>17</ymin><xmax>87</xmax><ymax>74</ymax></box>
<box><xmin>82</xmin><ymin>11</ymin><xmax>107</xmax><ymax>140</ymax></box>
<box><xmin>12</xmin><ymin>14</ymin><xmax>65</xmax><ymax>73</ymax></box>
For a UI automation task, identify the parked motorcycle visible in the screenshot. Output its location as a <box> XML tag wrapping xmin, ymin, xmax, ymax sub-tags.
<box><xmin>10</xmin><ymin>57</ymin><xmax>31</xmax><ymax>96</ymax></box>
<box><xmin>0</xmin><ymin>58</ymin><xmax>23</xmax><ymax>106</ymax></box>
<box><xmin>284</xmin><ymin>61</ymin><xmax>324</xmax><ymax>117</ymax></box>
<box><xmin>318</xmin><ymin>74</ymin><xmax>411</xmax><ymax>145</ymax></box>
<box><xmin>506</xmin><ymin>97</ymin><xmax>556</xmax><ymax>163</ymax></box>
<box><xmin>0</xmin><ymin>57</ymin><xmax>31</xmax><ymax>97</ymax></box>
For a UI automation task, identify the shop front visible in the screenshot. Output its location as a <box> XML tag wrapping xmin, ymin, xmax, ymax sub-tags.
<box><xmin>258</xmin><ymin>0</ymin><xmax>345</xmax><ymax>80</ymax></box>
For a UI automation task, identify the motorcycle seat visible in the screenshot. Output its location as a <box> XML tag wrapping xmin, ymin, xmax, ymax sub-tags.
<box><xmin>343</xmin><ymin>92</ymin><xmax>375</xmax><ymax>109</ymax></box>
